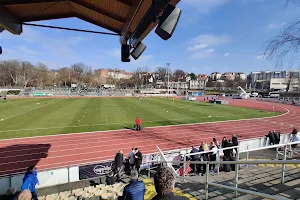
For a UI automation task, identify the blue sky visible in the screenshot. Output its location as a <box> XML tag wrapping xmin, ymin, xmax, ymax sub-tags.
<box><xmin>0</xmin><ymin>0</ymin><xmax>299</xmax><ymax>74</ymax></box>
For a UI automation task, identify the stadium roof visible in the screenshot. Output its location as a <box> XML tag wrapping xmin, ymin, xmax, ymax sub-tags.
<box><xmin>0</xmin><ymin>0</ymin><xmax>180</xmax><ymax>46</ymax></box>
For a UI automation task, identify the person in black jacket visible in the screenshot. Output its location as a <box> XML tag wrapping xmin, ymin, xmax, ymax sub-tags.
<box><xmin>223</xmin><ymin>139</ymin><xmax>232</xmax><ymax>158</ymax></box>
<box><xmin>114</xmin><ymin>150</ymin><xmax>124</xmax><ymax>181</ymax></box>
<box><xmin>274</xmin><ymin>131</ymin><xmax>280</xmax><ymax>144</ymax></box>
<box><xmin>190</xmin><ymin>146</ymin><xmax>199</xmax><ymax>174</ymax></box>
<box><xmin>222</xmin><ymin>156</ymin><xmax>231</xmax><ymax>172</ymax></box>
<box><xmin>221</xmin><ymin>137</ymin><xmax>228</xmax><ymax>148</ymax></box>
<box><xmin>106</xmin><ymin>171</ymin><xmax>116</xmax><ymax>185</ymax></box>
<box><xmin>266</xmin><ymin>131</ymin><xmax>275</xmax><ymax>145</ymax></box>
<box><xmin>232</xmin><ymin>135</ymin><xmax>238</xmax><ymax>154</ymax></box>
<box><xmin>292</xmin><ymin>127</ymin><xmax>298</xmax><ymax>135</ymax></box>
<box><xmin>134</xmin><ymin>148</ymin><xmax>143</xmax><ymax>176</ymax></box>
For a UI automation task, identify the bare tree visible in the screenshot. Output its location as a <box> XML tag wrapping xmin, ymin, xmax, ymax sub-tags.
<box><xmin>0</xmin><ymin>61</ymin><xmax>12</xmax><ymax>86</ymax></box>
<box><xmin>33</xmin><ymin>62</ymin><xmax>49</xmax><ymax>87</ymax></box>
<box><xmin>70</xmin><ymin>62</ymin><xmax>89</xmax><ymax>84</ymax></box>
<box><xmin>58</xmin><ymin>67</ymin><xmax>70</xmax><ymax>87</ymax></box>
<box><xmin>21</xmin><ymin>61</ymin><xmax>36</xmax><ymax>88</ymax></box>
<box><xmin>264</xmin><ymin>0</ymin><xmax>300</xmax><ymax>69</ymax></box>
<box><xmin>2</xmin><ymin>60</ymin><xmax>22</xmax><ymax>86</ymax></box>
<box><xmin>173</xmin><ymin>69</ymin><xmax>185</xmax><ymax>81</ymax></box>
<box><xmin>132</xmin><ymin>67</ymin><xmax>149</xmax><ymax>88</ymax></box>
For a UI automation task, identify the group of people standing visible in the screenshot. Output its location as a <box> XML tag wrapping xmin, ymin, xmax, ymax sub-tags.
<box><xmin>265</xmin><ymin>130</ymin><xmax>281</xmax><ymax>145</ymax></box>
<box><xmin>189</xmin><ymin>135</ymin><xmax>239</xmax><ymax>176</ymax></box>
<box><xmin>114</xmin><ymin>148</ymin><xmax>143</xmax><ymax>181</ymax></box>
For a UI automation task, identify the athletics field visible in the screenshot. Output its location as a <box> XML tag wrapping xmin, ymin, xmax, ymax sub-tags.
<box><xmin>0</xmin><ymin>97</ymin><xmax>279</xmax><ymax>139</ymax></box>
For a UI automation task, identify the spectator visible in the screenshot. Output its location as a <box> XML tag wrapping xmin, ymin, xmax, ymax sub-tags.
<box><xmin>221</xmin><ymin>137</ymin><xmax>228</xmax><ymax>148</ymax></box>
<box><xmin>200</xmin><ymin>144</ymin><xmax>209</xmax><ymax>176</ymax></box>
<box><xmin>292</xmin><ymin>127</ymin><xmax>298</xmax><ymax>135</ymax></box>
<box><xmin>124</xmin><ymin>158</ymin><xmax>131</xmax><ymax>176</ymax></box>
<box><xmin>17</xmin><ymin>190</ymin><xmax>32</xmax><ymax>200</ymax></box>
<box><xmin>222</xmin><ymin>139</ymin><xmax>232</xmax><ymax>158</ymax></box>
<box><xmin>3</xmin><ymin>187</ymin><xmax>16</xmax><ymax>200</ymax></box>
<box><xmin>21</xmin><ymin>166</ymin><xmax>39</xmax><ymax>200</ymax></box>
<box><xmin>290</xmin><ymin>133</ymin><xmax>299</xmax><ymax>148</ymax></box>
<box><xmin>122</xmin><ymin>170</ymin><xmax>146</xmax><ymax>200</ymax></box>
<box><xmin>128</xmin><ymin>147</ymin><xmax>136</xmax><ymax>170</ymax></box>
<box><xmin>266</xmin><ymin>131</ymin><xmax>275</xmax><ymax>145</ymax></box>
<box><xmin>213</xmin><ymin>138</ymin><xmax>220</xmax><ymax>148</ymax></box>
<box><xmin>152</xmin><ymin>167</ymin><xmax>189</xmax><ymax>200</ymax></box>
<box><xmin>199</xmin><ymin>142</ymin><xmax>204</xmax><ymax>152</ymax></box>
<box><xmin>232</xmin><ymin>135</ymin><xmax>238</xmax><ymax>154</ymax></box>
<box><xmin>221</xmin><ymin>156</ymin><xmax>231</xmax><ymax>172</ymax></box>
<box><xmin>114</xmin><ymin>150</ymin><xmax>124</xmax><ymax>181</ymax></box>
<box><xmin>209</xmin><ymin>142</ymin><xmax>218</xmax><ymax>172</ymax></box>
<box><xmin>106</xmin><ymin>171</ymin><xmax>117</xmax><ymax>185</ymax></box>
<box><xmin>189</xmin><ymin>146</ymin><xmax>199</xmax><ymax>174</ymax></box>
<box><xmin>274</xmin><ymin>131</ymin><xmax>280</xmax><ymax>145</ymax></box>
<box><xmin>135</xmin><ymin>148</ymin><xmax>143</xmax><ymax>176</ymax></box>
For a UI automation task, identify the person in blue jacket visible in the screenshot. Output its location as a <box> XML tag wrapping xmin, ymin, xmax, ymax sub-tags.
<box><xmin>122</xmin><ymin>170</ymin><xmax>146</xmax><ymax>200</ymax></box>
<box><xmin>21</xmin><ymin>166</ymin><xmax>39</xmax><ymax>200</ymax></box>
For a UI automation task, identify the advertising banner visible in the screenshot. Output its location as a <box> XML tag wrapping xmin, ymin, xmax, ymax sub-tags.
<box><xmin>79</xmin><ymin>161</ymin><xmax>114</xmax><ymax>180</ymax></box>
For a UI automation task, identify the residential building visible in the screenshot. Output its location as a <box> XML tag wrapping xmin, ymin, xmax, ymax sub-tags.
<box><xmin>210</xmin><ymin>72</ymin><xmax>222</xmax><ymax>80</ymax></box>
<box><xmin>154</xmin><ymin>73</ymin><xmax>208</xmax><ymax>91</ymax></box>
<box><xmin>95</xmin><ymin>69</ymin><xmax>133</xmax><ymax>80</ymax></box>
<box><xmin>222</xmin><ymin>72</ymin><xmax>235</xmax><ymax>80</ymax></box>
<box><xmin>236</xmin><ymin>72</ymin><xmax>247</xmax><ymax>80</ymax></box>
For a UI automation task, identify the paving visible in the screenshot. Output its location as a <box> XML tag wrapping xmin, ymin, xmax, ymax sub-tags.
<box><xmin>176</xmin><ymin>166</ymin><xmax>300</xmax><ymax>200</ymax></box>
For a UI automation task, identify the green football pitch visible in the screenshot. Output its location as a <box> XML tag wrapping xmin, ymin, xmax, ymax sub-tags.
<box><xmin>0</xmin><ymin>97</ymin><xmax>279</xmax><ymax>139</ymax></box>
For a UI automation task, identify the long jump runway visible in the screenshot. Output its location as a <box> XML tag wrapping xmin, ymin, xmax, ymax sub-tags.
<box><xmin>0</xmin><ymin>99</ymin><xmax>299</xmax><ymax>176</ymax></box>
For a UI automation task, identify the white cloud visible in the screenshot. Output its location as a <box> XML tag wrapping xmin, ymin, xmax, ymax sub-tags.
<box><xmin>183</xmin><ymin>0</ymin><xmax>230</xmax><ymax>14</ymax></box>
<box><xmin>267</xmin><ymin>21</ymin><xmax>285</xmax><ymax>29</ymax></box>
<box><xmin>190</xmin><ymin>52</ymin><xmax>213</xmax><ymax>59</ymax></box>
<box><xmin>224</xmin><ymin>53</ymin><xmax>230</xmax><ymax>57</ymax></box>
<box><xmin>191</xmin><ymin>34</ymin><xmax>231</xmax><ymax>47</ymax></box>
<box><xmin>187</xmin><ymin>44</ymin><xmax>208</xmax><ymax>52</ymax></box>
<box><xmin>109</xmin><ymin>48</ymin><xmax>120</xmax><ymax>59</ymax></box>
<box><xmin>256</xmin><ymin>54</ymin><xmax>265</xmax><ymax>60</ymax></box>
<box><xmin>8</xmin><ymin>26</ymin><xmax>84</xmax><ymax>59</ymax></box>
<box><xmin>206</xmin><ymin>48</ymin><xmax>214</xmax><ymax>53</ymax></box>
<box><xmin>17</xmin><ymin>46</ymin><xmax>41</xmax><ymax>55</ymax></box>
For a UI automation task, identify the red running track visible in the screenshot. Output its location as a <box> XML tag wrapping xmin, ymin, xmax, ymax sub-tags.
<box><xmin>0</xmin><ymin>99</ymin><xmax>299</xmax><ymax>176</ymax></box>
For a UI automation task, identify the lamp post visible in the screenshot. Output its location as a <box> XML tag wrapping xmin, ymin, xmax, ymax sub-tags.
<box><xmin>166</xmin><ymin>63</ymin><xmax>170</xmax><ymax>94</ymax></box>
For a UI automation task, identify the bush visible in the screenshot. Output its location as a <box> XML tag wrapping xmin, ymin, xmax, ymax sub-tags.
<box><xmin>7</xmin><ymin>90</ymin><xmax>20</xmax><ymax>95</ymax></box>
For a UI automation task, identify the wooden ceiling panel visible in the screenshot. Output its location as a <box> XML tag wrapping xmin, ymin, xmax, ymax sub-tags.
<box><xmin>6</xmin><ymin>1</ymin><xmax>69</xmax><ymax>21</ymax></box>
<box><xmin>70</xmin><ymin>2</ymin><xmax>123</xmax><ymax>33</ymax></box>
<box><xmin>2</xmin><ymin>0</ymin><xmax>181</xmax><ymax>38</ymax></box>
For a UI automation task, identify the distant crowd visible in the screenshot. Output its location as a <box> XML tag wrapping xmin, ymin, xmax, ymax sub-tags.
<box><xmin>188</xmin><ymin>135</ymin><xmax>239</xmax><ymax>176</ymax></box>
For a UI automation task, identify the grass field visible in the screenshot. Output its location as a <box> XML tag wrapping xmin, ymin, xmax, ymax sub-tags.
<box><xmin>0</xmin><ymin>97</ymin><xmax>280</xmax><ymax>139</ymax></box>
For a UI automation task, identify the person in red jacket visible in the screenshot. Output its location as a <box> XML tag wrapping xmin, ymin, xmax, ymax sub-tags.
<box><xmin>135</xmin><ymin>117</ymin><xmax>142</xmax><ymax>131</ymax></box>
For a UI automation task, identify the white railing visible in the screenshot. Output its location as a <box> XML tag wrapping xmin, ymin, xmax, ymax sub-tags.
<box><xmin>157</xmin><ymin>140</ymin><xmax>300</xmax><ymax>200</ymax></box>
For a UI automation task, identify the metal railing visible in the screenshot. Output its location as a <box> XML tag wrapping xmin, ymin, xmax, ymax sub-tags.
<box><xmin>169</xmin><ymin>160</ymin><xmax>300</xmax><ymax>200</ymax></box>
<box><xmin>156</xmin><ymin>140</ymin><xmax>300</xmax><ymax>200</ymax></box>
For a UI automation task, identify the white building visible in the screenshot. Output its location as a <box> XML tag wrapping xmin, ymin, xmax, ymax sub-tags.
<box><xmin>250</xmin><ymin>70</ymin><xmax>300</xmax><ymax>91</ymax></box>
